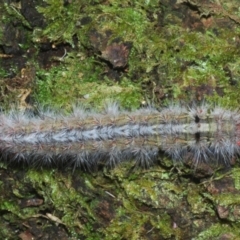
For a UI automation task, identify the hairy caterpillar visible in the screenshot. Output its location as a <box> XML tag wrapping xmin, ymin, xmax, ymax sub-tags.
<box><xmin>0</xmin><ymin>103</ymin><xmax>239</xmax><ymax>170</ymax></box>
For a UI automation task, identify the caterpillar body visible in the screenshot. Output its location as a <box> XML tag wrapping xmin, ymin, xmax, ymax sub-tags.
<box><xmin>0</xmin><ymin>103</ymin><xmax>239</xmax><ymax>170</ymax></box>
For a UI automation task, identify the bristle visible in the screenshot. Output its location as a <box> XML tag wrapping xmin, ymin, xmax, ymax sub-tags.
<box><xmin>0</xmin><ymin>103</ymin><xmax>239</xmax><ymax>170</ymax></box>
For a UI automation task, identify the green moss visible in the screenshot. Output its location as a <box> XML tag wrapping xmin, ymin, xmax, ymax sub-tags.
<box><xmin>103</xmin><ymin>203</ymin><xmax>173</xmax><ymax>239</ymax></box>
<box><xmin>24</xmin><ymin>169</ymin><xmax>100</xmax><ymax>235</ymax></box>
<box><xmin>35</xmin><ymin>56</ymin><xmax>143</xmax><ymax>110</ymax></box>
<box><xmin>232</xmin><ymin>169</ymin><xmax>240</xmax><ymax>191</ymax></box>
<box><xmin>36</xmin><ymin>0</ymin><xmax>86</xmax><ymax>46</ymax></box>
<box><xmin>196</xmin><ymin>223</ymin><xmax>240</xmax><ymax>239</ymax></box>
<box><xmin>34</xmin><ymin>1</ymin><xmax>240</xmax><ymax>109</ymax></box>
<box><xmin>3</xmin><ymin>3</ymin><xmax>32</xmax><ymax>29</ymax></box>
